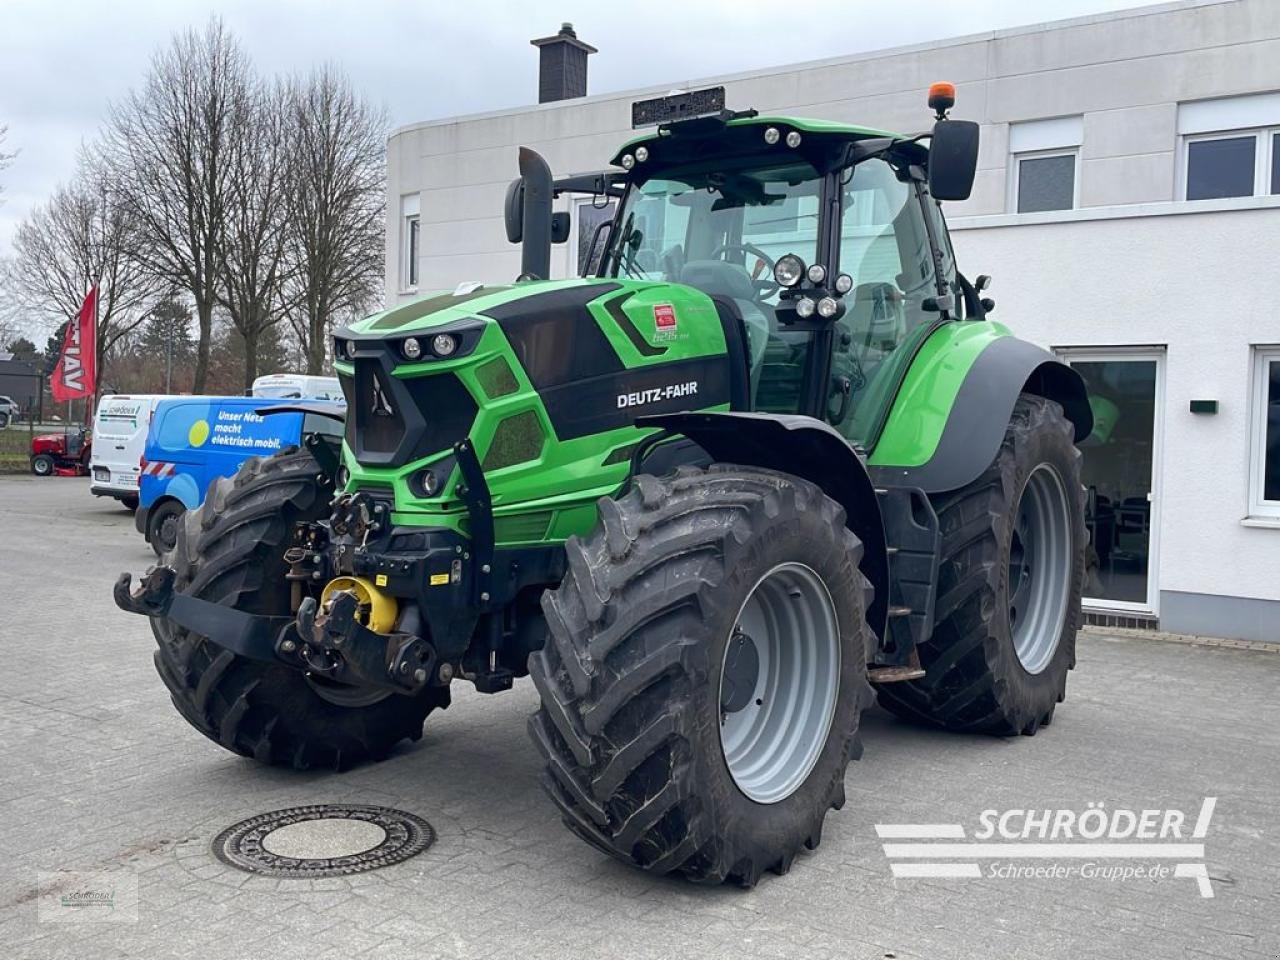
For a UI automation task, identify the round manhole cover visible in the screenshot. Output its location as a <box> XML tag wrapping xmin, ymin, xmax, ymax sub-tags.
<box><xmin>211</xmin><ymin>804</ymin><xmax>434</xmax><ymax>878</ymax></box>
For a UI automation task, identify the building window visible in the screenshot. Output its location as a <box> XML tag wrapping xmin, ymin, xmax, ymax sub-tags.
<box><xmin>1178</xmin><ymin>94</ymin><xmax>1280</xmax><ymax>201</ymax></box>
<box><xmin>1015</xmin><ymin>151</ymin><xmax>1078</xmax><ymax>213</ymax></box>
<box><xmin>1009</xmin><ymin>117</ymin><xmax>1082</xmax><ymax>214</ymax></box>
<box><xmin>1249</xmin><ymin>346</ymin><xmax>1280</xmax><ymax>519</ymax></box>
<box><xmin>1184</xmin><ymin>133</ymin><xmax>1265</xmax><ymax>200</ymax></box>
<box><xmin>1272</xmin><ymin>132</ymin><xmax>1280</xmax><ymax>195</ymax></box>
<box><xmin>400</xmin><ymin>194</ymin><xmax>421</xmax><ymax>290</ymax></box>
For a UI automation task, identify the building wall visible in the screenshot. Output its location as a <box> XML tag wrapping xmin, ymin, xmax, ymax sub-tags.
<box><xmin>386</xmin><ymin>0</ymin><xmax>1280</xmax><ymax>640</ymax></box>
<box><xmin>950</xmin><ymin>200</ymin><xmax>1280</xmax><ymax>610</ymax></box>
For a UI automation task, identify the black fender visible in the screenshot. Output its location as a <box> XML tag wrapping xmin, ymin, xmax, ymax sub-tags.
<box><xmin>637</xmin><ymin>411</ymin><xmax>890</xmax><ymax>643</ymax></box>
<box><xmin>869</xmin><ymin>336</ymin><xmax>1092</xmax><ymax>494</ymax></box>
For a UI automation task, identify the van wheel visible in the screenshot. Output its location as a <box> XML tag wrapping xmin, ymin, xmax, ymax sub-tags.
<box><xmin>148</xmin><ymin>501</ymin><xmax>186</xmax><ymax>556</ymax></box>
<box><xmin>122</xmin><ymin>495</ymin><xmax>139</xmax><ymax>512</ymax></box>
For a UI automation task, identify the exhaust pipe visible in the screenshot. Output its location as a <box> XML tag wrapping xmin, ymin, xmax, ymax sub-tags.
<box><xmin>518</xmin><ymin>147</ymin><xmax>553</xmax><ymax>281</ymax></box>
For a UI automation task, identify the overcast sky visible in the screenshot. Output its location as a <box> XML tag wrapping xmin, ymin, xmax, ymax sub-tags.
<box><xmin>0</xmin><ymin>0</ymin><xmax>1158</xmax><ymax>258</ymax></box>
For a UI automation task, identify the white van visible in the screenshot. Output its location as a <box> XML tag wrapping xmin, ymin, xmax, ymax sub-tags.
<box><xmin>251</xmin><ymin>373</ymin><xmax>343</xmax><ymax>401</ymax></box>
<box><xmin>90</xmin><ymin>394</ymin><xmax>166</xmax><ymax>509</ymax></box>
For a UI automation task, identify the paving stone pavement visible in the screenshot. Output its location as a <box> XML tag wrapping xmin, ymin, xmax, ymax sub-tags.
<box><xmin>0</xmin><ymin>476</ymin><xmax>1277</xmax><ymax>959</ymax></box>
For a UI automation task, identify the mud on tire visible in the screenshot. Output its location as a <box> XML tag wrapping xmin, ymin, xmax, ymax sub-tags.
<box><xmin>151</xmin><ymin>446</ymin><xmax>448</xmax><ymax>771</ymax></box>
<box><xmin>876</xmin><ymin>394</ymin><xmax>1086</xmax><ymax>736</ymax></box>
<box><xmin>528</xmin><ymin>465</ymin><xmax>875</xmax><ymax>887</ymax></box>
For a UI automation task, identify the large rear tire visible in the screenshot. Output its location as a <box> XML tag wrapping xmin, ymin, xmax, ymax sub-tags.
<box><xmin>151</xmin><ymin>446</ymin><xmax>448</xmax><ymax>771</ymax></box>
<box><xmin>876</xmin><ymin>394</ymin><xmax>1085</xmax><ymax>735</ymax></box>
<box><xmin>528</xmin><ymin>465</ymin><xmax>874</xmax><ymax>887</ymax></box>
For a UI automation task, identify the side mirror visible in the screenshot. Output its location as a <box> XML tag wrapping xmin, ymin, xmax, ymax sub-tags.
<box><xmin>504</xmin><ymin>178</ymin><xmax>524</xmax><ymax>243</ymax></box>
<box><xmin>551</xmin><ymin>211</ymin><xmax>570</xmax><ymax>244</ymax></box>
<box><xmin>928</xmin><ymin>119</ymin><xmax>979</xmax><ymax>201</ymax></box>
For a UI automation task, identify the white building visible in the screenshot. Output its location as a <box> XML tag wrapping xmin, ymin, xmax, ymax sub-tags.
<box><xmin>385</xmin><ymin>0</ymin><xmax>1280</xmax><ymax>642</ymax></box>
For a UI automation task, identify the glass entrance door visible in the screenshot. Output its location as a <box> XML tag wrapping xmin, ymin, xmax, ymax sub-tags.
<box><xmin>1058</xmin><ymin>350</ymin><xmax>1164</xmax><ymax>611</ymax></box>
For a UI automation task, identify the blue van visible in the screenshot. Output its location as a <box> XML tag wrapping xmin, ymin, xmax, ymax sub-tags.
<box><xmin>136</xmin><ymin>396</ymin><xmax>342</xmax><ymax>554</ymax></box>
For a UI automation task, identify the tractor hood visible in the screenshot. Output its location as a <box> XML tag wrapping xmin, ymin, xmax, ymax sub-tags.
<box><xmin>339</xmin><ymin>279</ymin><xmax>609</xmax><ymax>338</ymax></box>
<box><xmin>330</xmin><ymin>277</ymin><xmax>731</xmax><ymax>478</ymax></box>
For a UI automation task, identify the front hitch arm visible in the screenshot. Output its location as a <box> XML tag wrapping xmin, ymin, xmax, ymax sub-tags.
<box><xmin>115</xmin><ymin>567</ymin><xmax>436</xmax><ymax>695</ymax></box>
<box><xmin>115</xmin><ymin>567</ymin><xmax>292</xmax><ymax>664</ymax></box>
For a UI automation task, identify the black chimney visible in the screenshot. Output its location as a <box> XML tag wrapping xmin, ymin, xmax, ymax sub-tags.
<box><xmin>530</xmin><ymin>23</ymin><xmax>597</xmax><ymax>103</ymax></box>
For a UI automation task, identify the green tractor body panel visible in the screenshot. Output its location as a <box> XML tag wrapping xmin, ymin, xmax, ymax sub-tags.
<box><xmin>335</xmin><ymin>278</ymin><xmax>731</xmax><ymax>545</ymax></box>
<box><xmin>867</xmin><ymin>321</ymin><xmax>1014</xmax><ymax>468</ymax></box>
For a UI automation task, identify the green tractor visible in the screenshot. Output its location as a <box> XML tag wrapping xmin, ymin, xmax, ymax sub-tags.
<box><xmin>116</xmin><ymin>84</ymin><xmax>1090</xmax><ymax>887</ymax></box>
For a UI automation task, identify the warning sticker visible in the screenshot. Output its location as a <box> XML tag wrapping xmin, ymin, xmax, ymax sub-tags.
<box><xmin>653</xmin><ymin>304</ymin><xmax>677</xmax><ymax>329</ymax></box>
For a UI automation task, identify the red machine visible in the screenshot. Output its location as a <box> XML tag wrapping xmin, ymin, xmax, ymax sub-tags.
<box><xmin>30</xmin><ymin>427</ymin><xmax>92</xmax><ymax>477</ymax></box>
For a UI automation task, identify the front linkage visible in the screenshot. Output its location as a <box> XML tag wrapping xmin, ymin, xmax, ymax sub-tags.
<box><xmin>114</xmin><ymin>437</ymin><xmax>549</xmax><ymax>700</ymax></box>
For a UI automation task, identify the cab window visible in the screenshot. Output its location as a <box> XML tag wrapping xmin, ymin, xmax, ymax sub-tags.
<box><xmin>828</xmin><ymin>159</ymin><xmax>942</xmax><ymax>445</ymax></box>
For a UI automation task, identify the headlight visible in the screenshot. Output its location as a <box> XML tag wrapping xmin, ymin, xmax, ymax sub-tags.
<box><xmin>336</xmin><ymin>465</ymin><xmax>350</xmax><ymax>489</ymax></box>
<box><xmin>807</xmin><ymin>264</ymin><xmax>826</xmax><ymax>284</ymax></box>
<box><xmin>817</xmin><ymin>297</ymin><xmax>839</xmax><ymax>319</ymax></box>
<box><xmin>634</xmin><ymin>146</ymin><xmax>649</xmax><ymax>163</ymax></box>
<box><xmin>785</xmin><ymin>131</ymin><xmax>802</xmax><ymax>148</ymax></box>
<box><xmin>774</xmin><ymin>254</ymin><xmax>805</xmax><ymax>288</ymax></box>
<box><xmin>763</xmin><ymin>126</ymin><xmax>781</xmax><ymax>145</ymax></box>
<box><xmin>834</xmin><ymin>273</ymin><xmax>854</xmax><ymax>294</ymax></box>
<box><xmin>417</xmin><ymin>468</ymin><xmax>439</xmax><ymax>497</ymax></box>
<box><xmin>401</xmin><ymin>336</ymin><xmax>422</xmax><ymax>360</ymax></box>
<box><xmin>795</xmin><ymin>297</ymin><xmax>816</xmax><ymax>319</ymax></box>
<box><xmin>620</xmin><ymin>154</ymin><xmax>635</xmax><ymax>170</ymax></box>
<box><xmin>431</xmin><ymin>333</ymin><xmax>459</xmax><ymax>357</ymax></box>
<box><xmin>344</xmin><ymin>339</ymin><xmax>358</xmax><ymax>360</ymax></box>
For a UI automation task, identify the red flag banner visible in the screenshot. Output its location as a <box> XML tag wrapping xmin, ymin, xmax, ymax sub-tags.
<box><xmin>50</xmin><ymin>285</ymin><xmax>98</xmax><ymax>402</ymax></box>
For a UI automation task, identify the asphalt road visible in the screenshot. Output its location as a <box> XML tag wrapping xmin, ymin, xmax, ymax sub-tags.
<box><xmin>1</xmin><ymin>476</ymin><xmax>1277</xmax><ymax>959</ymax></box>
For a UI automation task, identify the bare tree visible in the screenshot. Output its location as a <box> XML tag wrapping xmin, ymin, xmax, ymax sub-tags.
<box><xmin>5</xmin><ymin>163</ymin><xmax>165</xmax><ymax>378</ymax></box>
<box><xmin>101</xmin><ymin>18</ymin><xmax>251</xmax><ymax>392</ymax></box>
<box><xmin>0</xmin><ymin>123</ymin><xmax>15</xmax><ymax>201</ymax></box>
<box><xmin>284</xmin><ymin>66</ymin><xmax>386</xmax><ymax>374</ymax></box>
<box><xmin>216</xmin><ymin>79</ymin><xmax>294</xmax><ymax>389</ymax></box>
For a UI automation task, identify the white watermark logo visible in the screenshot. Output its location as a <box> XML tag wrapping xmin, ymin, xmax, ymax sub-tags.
<box><xmin>876</xmin><ymin>797</ymin><xmax>1218</xmax><ymax>897</ymax></box>
<box><xmin>37</xmin><ymin>871</ymin><xmax>139</xmax><ymax>923</ymax></box>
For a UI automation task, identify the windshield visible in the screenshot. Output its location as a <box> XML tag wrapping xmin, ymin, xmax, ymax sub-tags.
<box><xmin>255</xmin><ymin>387</ymin><xmax>304</xmax><ymax>398</ymax></box>
<box><xmin>607</xmin><ymin>162</ymin><xmax>821</xmax><ymax>301</ymax></box>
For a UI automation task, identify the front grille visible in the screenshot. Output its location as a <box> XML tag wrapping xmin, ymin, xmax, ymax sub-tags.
<box><xmin>340</xmin><ymin>358</ymin><xmax>478</xmax><ymax>468</ymax></box>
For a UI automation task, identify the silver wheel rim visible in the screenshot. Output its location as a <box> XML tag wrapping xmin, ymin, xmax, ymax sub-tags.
<box><xmin>718</xmin><ymin>562</ymin><xmax>841</xmax><ymax>805</ymax></box>
<box><xmin>1008</xmin><ymin>464</ymin><xmax>1073</xmax><ymax>674</ymax></box>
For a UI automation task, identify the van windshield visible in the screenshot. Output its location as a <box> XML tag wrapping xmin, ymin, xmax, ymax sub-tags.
<box><xmin>254</xmin><ymin>387</ymin><xmax>303</xmax><ymax>398</ymax></box>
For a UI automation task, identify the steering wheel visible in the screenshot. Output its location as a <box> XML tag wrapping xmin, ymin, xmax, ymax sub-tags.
<box><xmin>710</xmin><ymin>243</ymin><xmax>779</xmax><ymax>298</ymax></box>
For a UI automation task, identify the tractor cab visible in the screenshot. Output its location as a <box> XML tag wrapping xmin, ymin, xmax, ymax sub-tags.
<box><xmin>516</xmin><ymin>84</ymin><xmax>981</xmax><ymax>452</ymax></box>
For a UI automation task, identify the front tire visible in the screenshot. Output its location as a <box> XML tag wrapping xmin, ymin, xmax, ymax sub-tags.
<box><xmin>876</xmin><ymin>394</ymin><xmax>1085</xmax><ymax>735</ymax></box>
<box><xmin>151</xmin><ymin>446</ymin><xmax>448</xmax><ymax>771</ymax></box>
<box><xmin>32</xmin><ymin>454</ymin><xmax>53</xmax><ymax>476</ymax></box>
<box><xmin>528</xmin><ymin>465</ymin><xmax>874</xmax><ymax>886</ymax></box>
